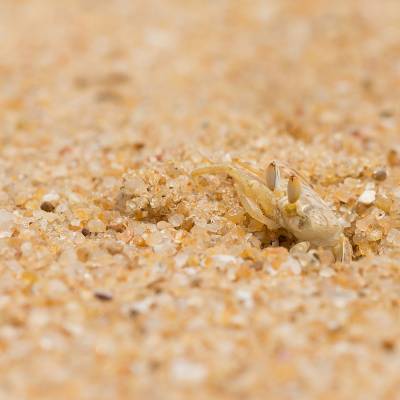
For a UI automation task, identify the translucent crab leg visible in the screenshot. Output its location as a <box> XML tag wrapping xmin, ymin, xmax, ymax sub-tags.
<box><xmin>192</xmin><ymin>164</ymin><xmax>278</xmax><ymax>222</ymax></box>
<box><xmin>334</xmin><ymin>235</ymin><xmax>353</xmax><ymax>263</ymax></box>
<box><xmin>274</xmin><ymin>161</ymin><xmax>311</xmax><ymax>185</ymax></box>
<box><xmin>233</xmin><ymin>183</ymin><xmax>280</xmax><ymax>230</ymax></box>
<box><xmin>192</xmin><ymin>164</ymin><xmax>257</xmax><ymax>182</ymax></box>
<box><xmin>232</xmin><ymin>159</ymin><xmax>264</xmax><ymax>180</ymax></box>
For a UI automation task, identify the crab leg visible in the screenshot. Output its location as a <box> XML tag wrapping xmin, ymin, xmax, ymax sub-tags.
<box><xmin>232</xmin><ymin>159</ymin><xmax>264</xmax><ymax>180</ymax></box>
<box><xmin>233</xmin><ymin>183</ymin><xmax>280</xmax><ymax>229</ymax></box>
<box><xmin>333</xmin><ymin>235</ymin><xmax>353</xmax><ymax>263</ymax></box>
<box><xmin>192</xmin><ymin>164</ymin><xmax>279</xmax><ymax>226</ymax></box>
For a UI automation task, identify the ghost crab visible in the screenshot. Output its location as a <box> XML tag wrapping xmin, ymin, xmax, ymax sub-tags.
<box><xmin>192</xmin><ymin>160</ymin><xmax>352</xmax><ymax>263</ymax></box>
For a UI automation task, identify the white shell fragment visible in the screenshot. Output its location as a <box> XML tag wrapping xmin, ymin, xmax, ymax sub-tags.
<box><xmin>358</xmin><ymin>189</ymin><xmax>376</xmax><ymax>205</ymax></box>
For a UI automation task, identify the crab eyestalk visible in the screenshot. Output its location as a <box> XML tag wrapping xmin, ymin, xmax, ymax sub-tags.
<box><xmin>288</xmin><ymin>175</ymin><xmax>301</xmax><ymax>204</ymax></box>
<box><xmin>266</xmin><ymin>161</ymin><xmax>278</xmax><ymax>191</ymax></box>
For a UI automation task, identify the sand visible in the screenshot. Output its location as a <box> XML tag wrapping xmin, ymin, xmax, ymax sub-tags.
<box><xmin>1</xmin><ymin>1</ymin><xmax>400</xmax><ymax>399</ymax></box>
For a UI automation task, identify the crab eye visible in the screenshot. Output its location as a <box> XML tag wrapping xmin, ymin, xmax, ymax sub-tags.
<box><xmin>266</xmin><ymin>161</ymin><xmax>278</xmax><ymax>191</ymax></box>
<box><xmin>287</xmin><ymin>175</ymin><xmax>301</xmax><ymax>204</ymax></box>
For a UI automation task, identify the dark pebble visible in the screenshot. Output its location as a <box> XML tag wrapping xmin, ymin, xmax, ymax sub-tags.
<box><xmin>94</xmin><ymin>290</ymin><xmax>113</xmax><ymax>301</ymax></box>
<box><xmin>81</xmin><ymin>228</ymin><xmax>90</xmax><ymax>237</ymax></box>
<box><xmin>40</xmin><ymin>201</ymin><xmax>55</xmax><ymax>212</ymax></box>
<box><xmin>372</xmin><ymin>168</ymin><xmax>387</xmax><ymax>181</ymax></box>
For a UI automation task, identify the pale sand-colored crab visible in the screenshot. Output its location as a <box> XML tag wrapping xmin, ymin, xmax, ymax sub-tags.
<box><xmin>192</xmin><ymin>160</ymin><xmax>352</xmax><ymax>263</ymax></box>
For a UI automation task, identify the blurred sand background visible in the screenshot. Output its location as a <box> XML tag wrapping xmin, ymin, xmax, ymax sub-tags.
<box><xmin>1</xmin><ymin>1</ymin><xmax>400</xmax><ymax>399</ymax></box>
